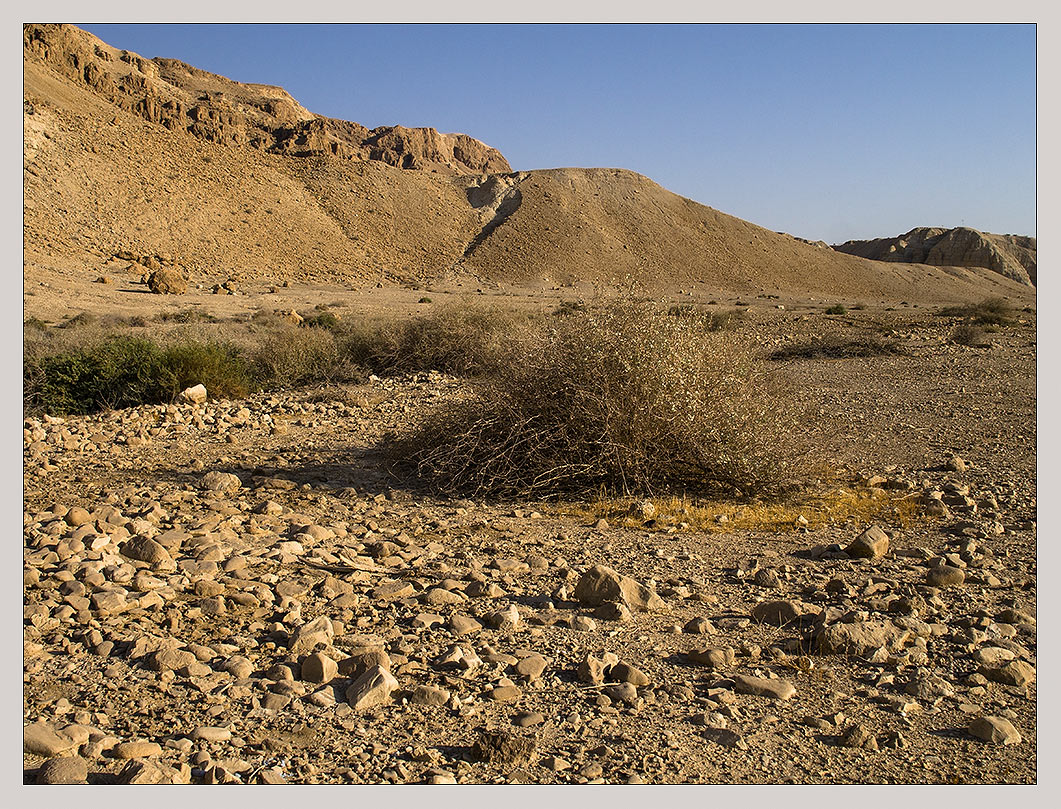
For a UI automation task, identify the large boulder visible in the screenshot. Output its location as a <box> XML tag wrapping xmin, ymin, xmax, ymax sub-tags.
<box><xmin>147</xmin><ymin>267</ymin><xmax>187</xmax><ymax>294</ymax></box>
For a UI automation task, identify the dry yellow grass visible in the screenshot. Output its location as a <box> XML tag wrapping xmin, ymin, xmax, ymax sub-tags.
<box><xmin>561</xmin><ymin>481</ymin><xmax>931</xmax><ymax>534</ymax></box>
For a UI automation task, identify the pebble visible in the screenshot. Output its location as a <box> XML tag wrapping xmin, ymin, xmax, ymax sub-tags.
<box><xmin>732</xmin><ymin>673</ymin><xmax>796</xmax><ymax>701</ymax></box>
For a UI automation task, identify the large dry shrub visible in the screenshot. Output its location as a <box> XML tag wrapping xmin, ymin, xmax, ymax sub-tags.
<box><xmin>386</xmin><ymin>300</ymin><xmax>808</xmax><ymax>498</ymax></box>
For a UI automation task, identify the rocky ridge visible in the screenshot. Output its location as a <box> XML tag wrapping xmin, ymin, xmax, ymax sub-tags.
<box><xmin>23</xmin><ymin>23</ymin><xmax>510</xmax><ymax>175</ymax></box>
<box><xmin>833</xmin><ymin>227</ymin><xmax>1036</xmax><ymax>287</ymax></box>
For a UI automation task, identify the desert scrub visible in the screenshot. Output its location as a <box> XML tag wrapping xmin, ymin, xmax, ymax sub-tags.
<box><xmin>346</xmin><ymin>300</ymin><xmax>531</xmax><ymax>376</ymax></box>
<box><xmin>252</xmin><ymin>324</ymin><xmax>361</xmax><ymax>388</ymax></box>
<box><xmin>24</xmin><ymin>335</ymin><xmax>252</xmax><ymax>415</ymax></box>
<box><xmin>386</xmin><ymin>301</ymin><xmax>807</xmax><ymax>498</ymax></box>
<box><xmin>938</xmin><ymin>296</ymin><xmax>1012</xmax><ymax>326</ymax></box>
<box><xmin>950</xmin><ymin>323</ymin><xmax>987</xmax><ymax>346</ymax></box>
<box><xmin>824</xmin><ymin>304</ymin><xmax>847</xmax><ymax>315</ymax></box>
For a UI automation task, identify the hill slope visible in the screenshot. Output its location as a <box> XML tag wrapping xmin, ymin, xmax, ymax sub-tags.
<box><xmin>23</xmin><ymin>24</ymin><xmax>1034</xmax><ymax>305</ymax></box>
<box><xmin>834</xmin><ymin>227</ymin><xmax>1036</xmax><ymax>287</ymax></box>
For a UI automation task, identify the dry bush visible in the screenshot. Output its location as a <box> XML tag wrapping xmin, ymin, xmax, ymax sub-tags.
<box><xmin>386</xmin><ymin>300</ymin><xmax>809</xmax><ymax>498</ymax></box>
<box><xmin>950</xmin><ymin>323</ymin><xmax>986</xmax><ymax>346</ymax></box>
<box><xmin>938</xmin><ymin>296</ymin><xmax>1012</xmax><ymax>326</ymax></box>
<box><xmin>251</xmin><ymin>325</ymin><xmax>361</xmax><ymax>388</ymax></box>
<box><xmin>345</xmin><ymin>300</ymin><xmax>531</xmax><ymax>376</ymax></box>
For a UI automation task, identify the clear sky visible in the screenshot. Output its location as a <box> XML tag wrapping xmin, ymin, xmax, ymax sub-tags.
<box><xmin>77</xmin><ymin>22</ymin><xmax>1036</xmax><ymax>243</ymax></box>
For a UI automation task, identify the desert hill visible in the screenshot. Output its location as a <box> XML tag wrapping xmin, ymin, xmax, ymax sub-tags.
<box><xmin>23</xmin><ymin>23</ymin><xmax>1034</xmax><ymax>305</ymax></box>
<box><xmin>834</xmin><ymin>227</ymin><xmax>1036</xmax><ymax>287</ymax></box>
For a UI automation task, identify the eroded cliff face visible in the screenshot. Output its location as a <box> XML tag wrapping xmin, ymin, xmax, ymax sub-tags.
<box><xmin>834</xmin><ymin>227</ymin><xmax>1036</xmax><ymax>287</ymax></box>
<box><xmin>23</xmin><ymin>23</ymin><xmax>511</xmax><ymax>174</ymax></box>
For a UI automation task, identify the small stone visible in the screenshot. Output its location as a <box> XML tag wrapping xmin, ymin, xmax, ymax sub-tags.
<box><xmin>190</xmin><ymin>726</ymin><xmax>232</xmax><ymax>743</ymax></box>
<box><xmin>687</xmin><ymin>647</ymin><xmax>735</xmax><ymax>669</ymax></box>
<box><xmin>846</xmin><ymin>525</ymin><xmax>890</xmax><ymax>559</ymax></box>
<box><xmin>570</xmin><ymin>615</ymin><xmax>597</xmax><ymax>631</ymax></box>
<box><xmin>338</xmin><ymin>648</ymin><xmax>390</xmax><ymax>678</ymax></box>
<box><xmin>927</xmin><ymin>565</ymin><xmax>965</xmax><ymax>587</ymax></box>
<box><xmin>594</xmin><ymin>601</ymin><xmax>634</xmax><ymax>622</ymax></box>
<box><xmin>732</xmin><ymin>673</ymin><xmax>796</xmax><ymax>700</ymax></box>
<box><xmin>113</xmin><ymin>741</ymin><xmax>162</xmax><ymax>760</ymax></box>
<box><xmin>603</xmin><ymin>682</ymin><xmax>639</xmax><ymax>705</ymax></box>
<box><xmin>36</xmin><ymin>756</ymin><xmax>88</xmax><ymax>784</ymax></box>
<box><xmin>472</xmin><ymin>730</ymin><xmax>536</xmax><ymax>765</ymax></box>
<box><xmin>64</xmin><ymin>507</ymin><xmax>92</xmax><ymax>527</ymax></box>
<box><xmin>514</xmin><ymin>655</ymin><xmax>547</xmax><ymax>681</ymax></box>
<box><xmin>422</xmin><ymin>588</ymin><xmax>465</xmax><ymax>606</ymax></box>
<box><xmin>179</xmin><ymin>384</ymin><xmax>208</xmax><ymax>404</ymax></box>
<box><xmin>147</xmin><ymin>267</ymin><xmax>187</xmax><ymax>294</ymax></box>
<box><xmin>751</xmin><ymin>600</ymin><xmax>803</xmax><ymax>626</ymax></box>
<box><xmin>24</xmin><ymin>724</ymin><xmax>77</xmax><ymax>757</ymax></box>
<box><xmin>946</xmin><ymin>455</ymin><xmax>967</xmax><ymax>473</ymax></box>
<box><xmin>969</xmin><ymin>716</ymin><xmax>1021</xmax><ymax>745</ymax></box>
<box><xmin>488</xmin><ymin>685</ymin><xmax>523</xmax><ymax>702</ymax></box>
<box><xmin>201</xmin><ymin>471</ymin><xmax>242</xmax><ymax>493</ymax></box>
<box><xmin>982</xmin><ymin>660</ymin><xmax>1035</xmax><ymax>687</ymax></box>
<box><xmin>576</xmin><ymin>652</ymin><xmax>618</xmax><ymax>685</ymax></box>
<box><xmin>683</xmin><ymin>617</ymin><xmax>715</xmax><ymax>634</ymax></box>
<box><xmin>839</xmin><ymin>724</ymin><xmax>879</xmax><ymax>751</ymax></box>
<box><xmin>483</xmin><ymin>605</ymin><xmax>521</xmax><ymax>630</ymax></box>
<box><xmin>610</xmin><ymin>662</ymin><xmax>651</xmax><ymax>686</ymax></box>
<box><xmin>514</xmin><ymin>712</ymin><xmax>544</xmax><ymax>728</ymax></box>
<box><xmin>345</xmin><ymin>666</ymin><xmax>399</xmax><ymax>710</ymax></box>
<box><xmin>701</xmin><ymin>728</ymin><xmax>746</xmax><ymax>749</ymax></box>
<box><xmin>409</xmin><ymin>685</ymin><xmax>451</xmax><ymax>706</ymax></box>
<box><xmin>301</xmin><ymin>652</ymin><xmax>338</xmax><ymax>684</ymax></box>
<box><xmin>449</xmin><ymin>614</ymin><xmax>483</xmax><ymax>635</ymax></box>
<box><xmin>288</xmin><ymin>616</ymin><xmax>334</xmax><ymax>655</ymax></box>
<box><xmin>573</xmin><ymin>564</ymin><xmax>665</xmax><ymax>612</ymax></box>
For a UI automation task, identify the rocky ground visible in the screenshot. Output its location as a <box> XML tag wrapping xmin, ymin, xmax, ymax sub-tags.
<box><xmin>22</xmin><ymin>306</ymin><xmax>1036</xmax><ymax>785</ymax></box>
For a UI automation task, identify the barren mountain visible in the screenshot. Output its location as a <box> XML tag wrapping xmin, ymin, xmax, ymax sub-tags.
<box><xmin>23</xmin><ymin>23</ymin><xmax>1034</xmax><ymax>306</ymax></box>
<box><xmin>833</xmin><ymin>228</ymin><xmax>1036</xmax><ymax>287</ymax></box>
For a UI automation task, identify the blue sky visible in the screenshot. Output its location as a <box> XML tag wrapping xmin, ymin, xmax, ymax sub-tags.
<box><xmin>78</xmin><ymin>23</ymin><xmax>1036</xmax><ymax>243</ymax></box>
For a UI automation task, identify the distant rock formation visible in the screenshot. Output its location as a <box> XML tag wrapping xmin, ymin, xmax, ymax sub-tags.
<box><xmin>833</xmin><ymin>227</ymin><xmax>1036</xmax><ymax>287</ymax></box>
<box><xmin>22</xmin><ymin>23</ymin><xmax>511</xmax><ymax>175</ymax></box>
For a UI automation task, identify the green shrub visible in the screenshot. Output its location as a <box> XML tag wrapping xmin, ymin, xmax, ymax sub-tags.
<box><xmin>824</xmin><ymin>304</ymin><xmax>847</xmax><ymax>315</ymax></box>
<box><xmin>418</xmin><ymin>297</ymin><xmax>433</xmax><ymax>304</ymax></box>
<box><xmin>157</xmin><ymin>341</ymin><xmax>252</xmax><ymax>400</ymax></box>
<box><xmin>24</xmin><ymin>336</ymin><xmax>256</xmax><ymax>415</ymax></box>
<box><xmin>25</xmin><ymin>336</ymin><xmax>166</xmax><ymax>415</ymax></box>
<box><xmin>301</xmin><ymin>311</ymin><xmax>341</xmax><ymax>331</ymax></box>
<box><xmin>385</xmin><ymin>301</ymin><xmax>807</xmax><ymax>498</ymax></box>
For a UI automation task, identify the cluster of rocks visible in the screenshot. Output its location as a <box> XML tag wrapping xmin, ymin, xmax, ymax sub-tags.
<box><xmin>23</xmin><ymin>374</ymin><xmax>1036</xmax><ymax>784</ymax></box>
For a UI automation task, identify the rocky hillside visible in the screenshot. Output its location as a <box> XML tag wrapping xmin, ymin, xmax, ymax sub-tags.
<box><xmin>833</xmin><ymin>228</ymin><xmax>1036</xmax><ymax>287</ymax></box>
<box><xmin>23</xmin><ymin>23</ymin><xmax>509</xmax><ymax>174</ymax></box>
<box><xmin>23</xmin><ymin>23</ymin><xmax>1035</xmax><ymax>305</ymax></box>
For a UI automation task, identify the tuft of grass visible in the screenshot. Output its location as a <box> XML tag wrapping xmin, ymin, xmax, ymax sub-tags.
<box><xmin>384</xmin><ymin>300</ymin><xmax>809</xmax><ymax>499</ymax></box>
<box><xmin>824</xmin><ymin>304</ymin><xmax>847</xmax><ymax>315</ymax></box>
<box><xmin>769</xmin><ymin>336</ymin><xmax>906</xmax><ymax>361</ymax></box>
